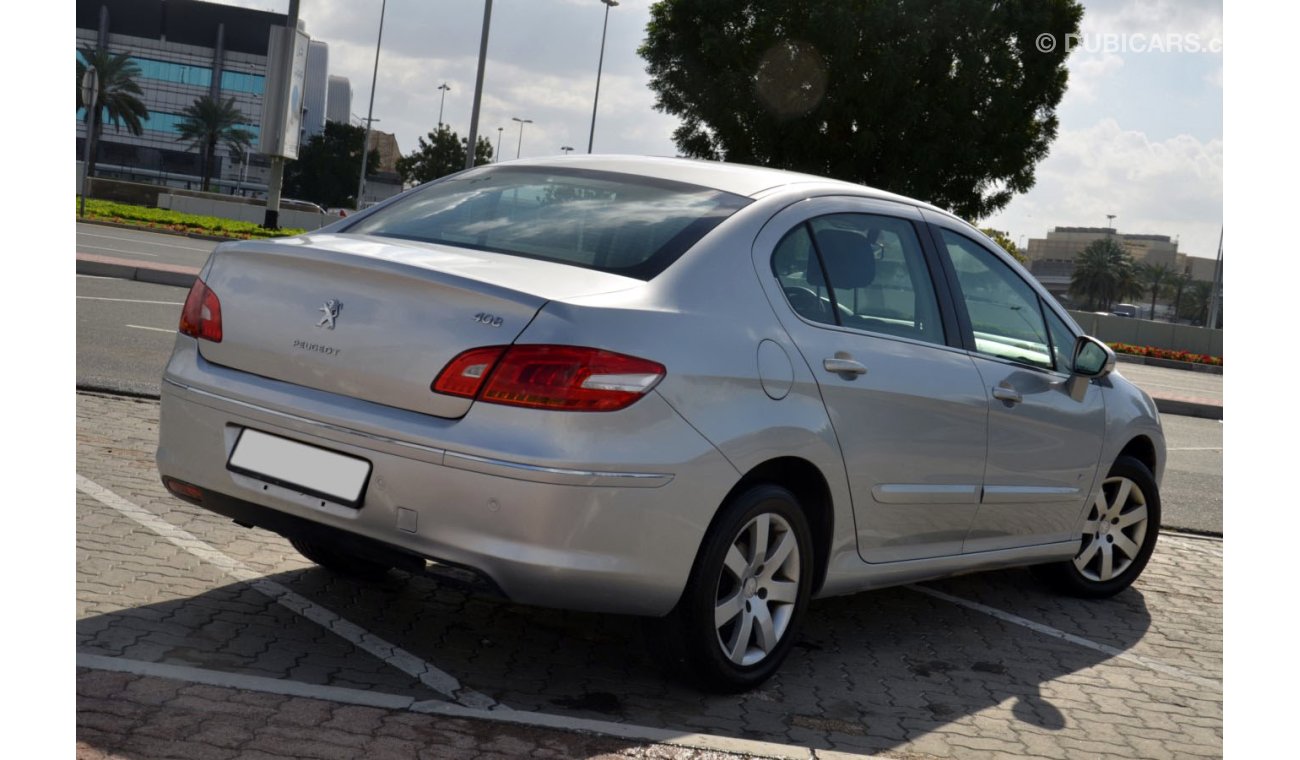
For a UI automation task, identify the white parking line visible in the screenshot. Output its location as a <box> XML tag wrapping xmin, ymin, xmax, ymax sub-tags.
<box><xmin>78</xmin><ymin>230</ymin><xmax>213</xmax><ymax>251</ymax></box>
<box><xmin>126</xmin><ymin>325</ymin><xmax>175</xmax><ymax>333</ymax></box>
<box><xmin>77</xmin><ymin>655</ymin><xmax>834</xmax><ymax>760</ymax></box>
<box><xmin>78</xmin><ymin>245</ymin><xmax>160</xmax><ymax>257</ymax></box>
<box><xmin>908</xmin><ymin>583</ymin><xmax>1220</xmax><ymax>691</ymax></box>
<box><xmin>75</xmin><ymin>475</ymin><xmax>500</xmax><ymax>711</ymax></box>
<box><xmin>78</xmin><ymin>297</ymin><xmax>185</xmax><ymax>306</ymax></box>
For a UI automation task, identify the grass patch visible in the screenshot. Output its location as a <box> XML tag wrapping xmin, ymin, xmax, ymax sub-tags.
<box><xmin>77</xmin><ymin>198</ymin><xmax>306</xmax><ymax>239</ymax></box>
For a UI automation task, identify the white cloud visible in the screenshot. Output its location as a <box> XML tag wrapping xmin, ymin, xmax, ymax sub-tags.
<box><xmin>983</xmin><ymin>119</ymin><xmax>1222</xmax><ymax>260</ymax></box>
<box><xmin>1066</xmin><ymin>52</ymin><xmax>1125</xmax><ymax>103</ymax></box>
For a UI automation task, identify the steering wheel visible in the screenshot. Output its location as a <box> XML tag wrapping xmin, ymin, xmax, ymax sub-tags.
<box><xmin>783</xmin><ymin>286</ymin><xmax>829</xmax><ymax>321</ymax></box>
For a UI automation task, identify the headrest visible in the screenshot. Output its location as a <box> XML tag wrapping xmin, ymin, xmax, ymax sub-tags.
<box><xmin>806</xmin><ymin>229</ymin><xmax>876</xmax><ymax>289</ymax></box>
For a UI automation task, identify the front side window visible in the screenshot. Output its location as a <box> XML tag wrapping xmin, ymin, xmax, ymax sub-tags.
<box><xmin>347</xmin><ymin>166</ymin><xmax>750</xmax><ymax>280</ymax></box>
<box><xmin>1043</xmin><ymin>306</ymin><xmax>1078</xmax><ymax>373</ymax></box>
<box><xmin>771</xmin><ymin>213</ymin><xmax>943</xmax><ymax>345</ymax></box>
<box><xmin>938</xmin><ymin>230</ymin><xmax>1054</xmax><ymax>370</ymax></box>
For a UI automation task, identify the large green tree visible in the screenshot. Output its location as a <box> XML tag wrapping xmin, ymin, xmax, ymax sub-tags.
<box><xmin>283</xmin><ymin>122</ymin><xmax>379</xmax><ymax>209</ymax></box>
<box><xmin>174</xmin><ymin>95</ymin><xmax>255</xmax><ymax>192</ymax></box>
<box><xmin>396</xmin><ymin>125</ymin><xmax>495</xmax><ymax>186</ymax></box>
<box><xmin>640</xmin><ymin>0</ymin><xmax>1082</xmax><ymax>219</ymax></box>
<box><xmin>980</xmin><ymin>228</ymin><xmax>1028</xmax><ymax>265</ymax></box>
<box><xmin>1070</xmin><ymin>238</ymin><xmax>1140</xmax><ymax>312</ymax></box>
<box><xmin>77</xmin><ymin>45</ymin><xmax>149</xmax><ymax>178</ymax></box>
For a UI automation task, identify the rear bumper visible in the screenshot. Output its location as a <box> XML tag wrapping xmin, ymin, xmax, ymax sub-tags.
<box><xmin>156</xmin><ymin>340</ymin><xmax>738</xmax><ymax>616</ymax></box>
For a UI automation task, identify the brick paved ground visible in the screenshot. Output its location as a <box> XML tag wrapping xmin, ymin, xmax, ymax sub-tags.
<box><xmin>76</xmin><ymin>391</ymin><xmax>1223</xmax><ymax>759</ymax></box>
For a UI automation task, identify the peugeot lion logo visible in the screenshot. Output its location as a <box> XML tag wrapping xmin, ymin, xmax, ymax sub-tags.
<box><xmin>317</xmin><ymin>299</ymin><xmax>342</xmax><ymax>329</ymax></box>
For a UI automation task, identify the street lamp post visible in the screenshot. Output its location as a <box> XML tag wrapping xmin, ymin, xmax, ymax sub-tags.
<box><xmin>561</xmin><ymin>146</ymin><xmax>574</xmax><ymax>154</ymax></box>
<box><xmin>495</xmin><ymin>127</ymin><xmax>503</xmax><ymax>162</ymax></box>
<box><xmin>465</xmin><ymin>0</ymin><xmax>494</xmax><ymax>170</ymax></box>
<box><xmin>356</xmin><ymin>0</ymin><xmax>387</xmax><ymax>210</ymax></box>
<box><xmin>587</xmin><ymin>0</ymin><xmax>619</xmax><ymax>153</ymax></box>
<box><xmin>437</xmin><ymin>83</ymin><xmax>450</xmax><ymax>128</ymax></box>
<box><xmin>512</xmin><ymin>117</ymin><xmax>532</xmax><ymax>159</ymax></box>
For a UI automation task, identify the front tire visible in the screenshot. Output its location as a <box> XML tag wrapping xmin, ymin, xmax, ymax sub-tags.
<box><xmin>663</xmin><ymin>484</ymin><xmax>814</xmax><ymax>692</ymax></box>
<box><xmin>1035</xmin><ymin>455</ymin><xmax>1161</xmax><ymax>598</ymax></box>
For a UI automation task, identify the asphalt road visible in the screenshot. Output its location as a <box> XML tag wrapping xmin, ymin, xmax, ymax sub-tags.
<box><xmin>76</xmin><ymin>275</ymin><xmax>184</xmax><ymax>395</ymax></box>
<box><xmin>77</xmin><ymin>221</ymin><xmax>217</xmax><ymax>269</ymax></box>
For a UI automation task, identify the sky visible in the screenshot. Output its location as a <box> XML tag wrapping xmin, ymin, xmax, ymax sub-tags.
<box><xmin>214</xmin><ymin>0</ymin><xmax>1222</xmax><ymax>260</ymax></box>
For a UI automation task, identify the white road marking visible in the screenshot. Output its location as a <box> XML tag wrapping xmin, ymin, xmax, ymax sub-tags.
<box><xmin>76</xmin><ymin>655</ymin><xmax>828</xmax><ymax>760</ymax></box>
<box><xmin>76</xmin><ymin>274</ymin><xmax>116</xmax><ymax>280</ymax></box>
<box><xmin>908</xmin><ymin>583</ymin><xmax>1221</xmax><ymax>691</ymax></box>
<box><xmin>75</xmin><ymin>475</ymin><xmax>500</xmax><ymax>711</ymax></box>
<box><xmin>126</xmin><ymin>325</ymin><xmax>175</xmax><ymax>333</ymax></box>
<box><xmin>77</xmin><ymin>296</ymin><xmax>184</xmax><ymax>306</ymax></box>
<box><xmin>78</xmin><ymin>245</ymin><xmax>159</xmax><ymax>257</ymax></box>
<box><xmin>77</xmin><ymin>230</ymin><xmax>213</xmax><ymax>251</ymax></box>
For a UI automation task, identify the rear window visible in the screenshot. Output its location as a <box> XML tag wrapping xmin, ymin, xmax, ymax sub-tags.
<box><xmin>345</xmin><ymin>166</ymin><xmax>751</xmax><ymax>280</ymax></box>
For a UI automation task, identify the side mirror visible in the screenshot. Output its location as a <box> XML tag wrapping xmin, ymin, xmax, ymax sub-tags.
<box><xmin>1065</xmin><ymin>336</ymin><xmax>1115</xmax><ymax>402</ymax></box>
<box><xmin>1073</xmin><ymin>335</ymin><xmax>1116</xmax><ymax>378</ymax></box>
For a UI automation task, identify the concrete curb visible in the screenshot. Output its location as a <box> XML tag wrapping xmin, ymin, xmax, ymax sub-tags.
<box><xmin>1155</xmin><ymin>397</ymin><xmax>1223</xmax><ymax>421</ymax></box>
<box><xmin>77</xmin><ymin>253</ymin><xmax>199</xmax><ymax>288</ymax></box>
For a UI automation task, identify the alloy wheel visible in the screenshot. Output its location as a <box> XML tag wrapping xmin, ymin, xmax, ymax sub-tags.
<box><xmin>713</xmin><ymin>512</ymin><xmax>802</xmax><ymax>666</ymax></box>
<box><xmin>1074</xmin><ymin>475</ymin><xmax>1150</xmax><ymax>582</ymax></box>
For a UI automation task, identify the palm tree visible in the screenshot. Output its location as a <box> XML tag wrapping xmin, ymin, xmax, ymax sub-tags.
<box><xmin>76</xmin><ymin>45</ymin><xmax>149</xmax><ymax>178</ymax></box>
<box><xmin>174</xmin><ymin>95</ymin><xmax>255</xmax><ymax>192</ymax></box>
<box><xmin>1170</xmin><ymin>271</ymin><xmax>1194</xmax><ymax>321</ymax></box>
<box><xmin>1139</xmin><ymin>263</ymin><xmax>1176</xmax><ymax>320</ymax></box>
<box><xmin>1070</xmin><ymin>237</ymin><xmax>1138</xmax><ymax>312</ymax></box>
<box><xmin>1184</xmin><ymin>281</ymin><xmax>1215</xmax><ymax>326</ymax></box>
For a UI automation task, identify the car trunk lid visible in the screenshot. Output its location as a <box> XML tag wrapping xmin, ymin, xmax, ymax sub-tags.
<box><xmin>196</xmin><ymin>233</ymin><xmax>639</xmax><ymax>418</ymax></box>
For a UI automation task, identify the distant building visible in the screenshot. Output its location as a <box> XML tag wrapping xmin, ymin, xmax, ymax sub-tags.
<box><xmin>303</xmin><ymin>40</ymin><xmax>329</xmax><ymax>139</ymax></box>
<box><xmin>1024</xmin><ymin>226</ymin><xmax>1216</xmax><ymax>304</ymax></box>
<box><xmin>76</xmin><ymin>0</ymin><xmax>334</xmax><ymax>194</ymax></box>
<box><xmin>361</xmin><ymin>130</ymin><xmax>403</xmax><ymax>205</ymax></box>
<box><xmin>326</xmin><ymin>75</ymin><xmax>352</xmax><ymax>125</ymax></box>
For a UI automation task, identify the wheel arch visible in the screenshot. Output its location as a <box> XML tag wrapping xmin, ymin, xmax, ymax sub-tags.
<box><xmin>1117</xmin><ymin>434</ymin><xmax>1158</xmax><ymax>475</ymax></box>
<box><xmin>711</xmin><ymin>456</ymin><xmax>835</xmax><ymax>595</ymax></box>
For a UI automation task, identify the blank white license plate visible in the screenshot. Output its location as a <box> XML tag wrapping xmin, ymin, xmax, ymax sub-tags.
<box><xmin>228</xmin><ymin>429</ymin><xmax>371</xmax><ymax>506</ymax></box>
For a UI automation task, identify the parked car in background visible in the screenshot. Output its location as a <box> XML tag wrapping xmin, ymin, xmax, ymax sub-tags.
<box><xmin>1110</xmin><ymin>303</ymin><xmax>1139</xmax><ymax>318</ymax></box>
<box><xmin>156</xmin><ymin>156</ymin><xmax>1164</xmax><ymax>692</ymax></box>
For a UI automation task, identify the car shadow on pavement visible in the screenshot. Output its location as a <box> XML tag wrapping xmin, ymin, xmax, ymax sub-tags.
<box><xmin>77</xmin><ymin>558</ymin><xmax>1154</xmax><ymax>757</ymax></box>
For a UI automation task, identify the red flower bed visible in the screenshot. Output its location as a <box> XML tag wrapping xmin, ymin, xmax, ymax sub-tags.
<box><xmin>1108</xmin><ymin>342</ymin><xmax>1222</xmax><ymax>367</ymax></box>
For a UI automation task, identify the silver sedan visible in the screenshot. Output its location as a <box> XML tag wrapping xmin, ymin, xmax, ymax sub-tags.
<box><xmin>156</xmin><ymin>155</ymin><xmax>1164</xmax><ymax>691</ymax></box>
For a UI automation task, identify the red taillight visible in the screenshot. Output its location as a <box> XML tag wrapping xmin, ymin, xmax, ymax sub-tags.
<box><xmin>179</xmin><ymin>277</ymin><xmax>223</xmax><ymax>342</ymax></box>
<box><xmin>432</xmin><ymin>346</ymin><xmax>508</xmax><ymax>398</ymax></box>
<box><xmin>432</xmin><ymin>345</ymin><xmax>665</xmax><ymax>412</ymax></box>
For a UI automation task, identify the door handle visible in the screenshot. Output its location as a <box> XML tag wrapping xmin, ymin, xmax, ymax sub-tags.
<box><xmin>823</xmin><ymin>357</ymin><xmax>868</xmax><ymax>376</ymax></box>
<box><xmin>992</xmin><ymin>385</ymin><xmax>1023</xmax><ymax>404</ymax></box>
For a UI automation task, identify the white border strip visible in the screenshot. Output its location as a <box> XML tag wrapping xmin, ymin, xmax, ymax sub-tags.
<box><xmin>907</xmin><ymin>584</ymin><xmax>1221</xmax><ymax>692</ymax></box>
<box><xmin>75</xmin><ymin>474</ymin><xmax>498</xmax><ymax>710</ymax></box>
<box><xmin>77</xmin><ymin>655</ymin><xmax>865</xmax><ymax>760</ymax></box>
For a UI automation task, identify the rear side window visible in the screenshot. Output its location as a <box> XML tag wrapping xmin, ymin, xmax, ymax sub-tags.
<box><xmin>346</xmin><ymin>166</ymin><xmax>750</xmax><ymax>280</ymax></box>
<box><xmin>771</xmin><ymin>213</ymin><xmax>944</xmax><ymax>345</ymax></box>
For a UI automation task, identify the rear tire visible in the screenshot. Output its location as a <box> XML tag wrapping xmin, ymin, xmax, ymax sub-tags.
<box><xmin>659</xmin><ymin>484</ymin><xmax>814</xmax><ymax>693</ymax></box>
<box><xmin>290</xmin><ymin>536</ymin><xmax>393</xmax><ymax>581</ymax></box>
<box><xmin>1034</xmin><ymin>455</ymin><xmax>1160</xmax><ymax>598</ymax></box>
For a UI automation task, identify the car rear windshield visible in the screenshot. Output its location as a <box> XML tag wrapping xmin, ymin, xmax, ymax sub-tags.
<box><xmin>344</xmin><ymin>166</ymin><xmax>751</xmax><ymax>280</ymax></box>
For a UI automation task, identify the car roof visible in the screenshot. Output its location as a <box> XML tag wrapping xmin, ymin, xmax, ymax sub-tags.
<box><xmin>496</xmin><ymin>154</ymin><xmax>948</xmax><ymax>213</ymax></box>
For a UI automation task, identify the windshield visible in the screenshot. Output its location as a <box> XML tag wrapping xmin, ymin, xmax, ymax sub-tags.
<box><xmin>345</xmin><ymin>166</ymin><xmax>751</xmax><ymax>280</ymax></box>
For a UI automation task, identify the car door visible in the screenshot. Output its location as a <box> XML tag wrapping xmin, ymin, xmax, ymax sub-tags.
<box><xmin>753</xmin><ymin>197</ymin><xmax>989</xmax><ymax>563</ymax></box>
<box><xmin>923</xmin><ymin>215</ymin><xmax>1107</xmax><ymax>553</ymax></box>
